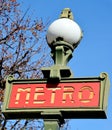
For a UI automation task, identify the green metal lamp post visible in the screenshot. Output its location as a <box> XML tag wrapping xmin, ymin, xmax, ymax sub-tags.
<box><xmin>1</xmin><ymin>8</ymin><xmax>110</xmax><ymax>130</ymax></box>
<box><xmin>42</xmin><ymin>8</ymin><xmax>83</xmax><ymax>129</ymax></box>
<box><xmin>42</xmin><ymin>8</ymin><xmax>83</xmax><ymax>82</ymax></box>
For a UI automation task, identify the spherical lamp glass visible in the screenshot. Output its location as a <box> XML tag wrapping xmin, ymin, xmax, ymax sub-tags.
<box><xmin>46</xmin><ymin>18</ymin><xmax>82</xmax><ymax>48</ymax></box>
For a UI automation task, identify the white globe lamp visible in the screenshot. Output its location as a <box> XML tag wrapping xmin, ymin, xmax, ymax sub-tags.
<box><xmin>46</xmin><ymin>18</ymin><xmax>82</xmax><ymax>50</ymax></box>
<box><xmin>42</xmin><ymin>8</ymin><xmax>83</xmax><ymax>80</ymax></box>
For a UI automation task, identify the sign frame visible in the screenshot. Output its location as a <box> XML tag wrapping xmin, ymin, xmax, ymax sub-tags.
<box><xmin>2</xmin><ymin>72</ymin><xmax>110</xmax><ymax>119</ymax></box>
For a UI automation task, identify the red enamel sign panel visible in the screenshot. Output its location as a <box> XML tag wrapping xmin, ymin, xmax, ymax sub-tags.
<box><xmin>8</xmin><ymin>82</ymin><xmax>100</xmax><ymax>108</ymax></box>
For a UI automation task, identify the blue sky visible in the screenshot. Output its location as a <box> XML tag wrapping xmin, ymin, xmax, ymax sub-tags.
<box><xmin>18</xmin><ymin>0</ymin><xmax>112</xmax><ymax>129</ymax></box>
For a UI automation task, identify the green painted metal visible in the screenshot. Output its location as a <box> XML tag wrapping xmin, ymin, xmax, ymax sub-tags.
<box><xmin>60</xmin><ymin>8</ymin><xmax>74</xmax><ymax>20</ymax></box>
<box><xmin>42</xmin><ymin>111</ymin><xmax>64</xmax><ymax>130</ymax></box>
<box><xmin>100</xmin><ymin>73</ymin><xmax>110</xmax><ymax>110</ymax></box>
<box><xmin>42</xmin><ymin>42</ymin><xmax>74</xmax><ymax>81</ymax></box>
<box><xmin>44</xmin><ymin>120</ymin><xmax>59</xmax><ymax>130</ymax></box>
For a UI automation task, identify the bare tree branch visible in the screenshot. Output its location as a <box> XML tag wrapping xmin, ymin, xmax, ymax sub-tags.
<box><xmin>0</xmin><ymin>0</ymin><xmax>52</xmax><ymax>129</ymax></box>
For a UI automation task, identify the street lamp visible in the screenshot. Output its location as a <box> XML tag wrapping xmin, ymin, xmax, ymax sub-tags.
<box><xmin>42</xmin><ymin>8</ymin><xmax>83</xmax><ymax>81</ymax></box>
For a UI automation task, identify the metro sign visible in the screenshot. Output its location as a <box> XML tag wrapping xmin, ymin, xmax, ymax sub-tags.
<box><xmin>2</xmin><ymin>73</ymin><xmax>110</xmax><ymax>119</ymax></box>
<box><xmin>9</xmin><ymin>82</ymin><xmax>100</xmax><ymax>108</ymax></box>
